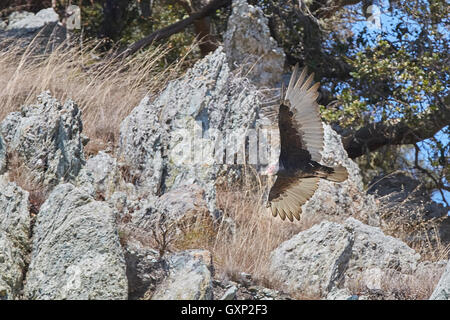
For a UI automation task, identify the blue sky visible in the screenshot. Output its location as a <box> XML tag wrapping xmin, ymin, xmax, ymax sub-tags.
<box><xmin>347</xmin><ymin>0</ymin><xmax>449</xmax><ymax>208</ymax></box>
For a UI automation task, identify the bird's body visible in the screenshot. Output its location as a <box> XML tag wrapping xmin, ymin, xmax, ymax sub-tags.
<box><xmin>263</xmin><ymin>66</ymin><xmax>348</xmax><ymax>222</ymax></box>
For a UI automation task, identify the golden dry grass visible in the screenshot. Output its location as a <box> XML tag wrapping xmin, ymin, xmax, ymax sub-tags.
<box><xmin>2</xmin><ymin>33</ymin><xmax>447</xmax><ymax>300</ymax></box>
<box><xmin>5</xmin><ymin>151</ymin><xmax>47</xmax><ymax>216</ymax></box>
<box><xmin>346</xmin><ymin>264</ymin><xmax>446</xmax><ymax>300</ymax></box>
<box><xmin>377</xmin><ymin>193</ymin><xmax>450</xmax><ymax>262</ymax></box>
<box><xmin>211</xmin><ymin>186</ymin><xmax>301</xmax><ymax>285</ymax></box>
<box><xmin>186</xmin><ymin>170</ymin><xmax>340</xmax><ymax>290</ymax></box>
<box><xmin>0</xmin><ymin>35</ymin><xmax>195</xmax><ymax>154</ymax></box>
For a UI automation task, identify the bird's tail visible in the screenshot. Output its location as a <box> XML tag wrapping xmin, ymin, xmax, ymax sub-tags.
<box><xmin>326</xmin><ymin>165</ymin><xmax>348</xmax><ymax>182</ymax></box>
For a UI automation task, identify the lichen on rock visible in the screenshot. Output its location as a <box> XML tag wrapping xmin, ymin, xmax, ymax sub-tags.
<box><xmin>224</xmin><ymin>0</ymin><xmax>285</xmax><ymax>87</ymax></box>
<box><xmin>0</xmin><ymin>92</ymin><xmax>85</xmax><ymax>189</ymax></box>
<box><xmin>0</xmin><ymin>175</ymin><xmax>30</xmax><ymax>300</ymax></box>
<box><xmin>24</xmin><ymin>183</ymin><xmax>128</xmax><ymax>300</ymax></box>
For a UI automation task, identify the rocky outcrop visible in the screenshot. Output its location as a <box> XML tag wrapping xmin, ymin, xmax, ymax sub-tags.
<box><xmin>224</xmin><ymin>0</ymin><xmax>285</xmax><ymax>87</ymax></box>
<box><xmin>0</xmin><ymin>175</ymin><xmax>30</xmax><ymax>300</ymax></box>
<box><xmin>0</xmin><ymin>92</ymin><xmax>85</xmax><ymax>189</ymax></box>
<box><xmin>430</xmin><ymin>260</ymin><xmax>450</xmax><ymax>300</ymax></box>
<box><xmin>24</xmin><ymin>184</ymin><xmax>128</xmax><ymax>300</ymax></box>
<box><xmin>76</xmin><ymin>151</ymin><xmax>122</xmax><ymax>198</ymax></box>
<box><xmin>343</xmin><ymin>217</ymin><xmax>420</xmax><ymax>291</ymax></box>
<box><xmin>6</xmin><ymin>9</ymin><xmax>59</xmax><ymax>32</ymax></box>
<box><xmin>368</xmin><ymin>171</ymin><xmax>449</xmax><ymax>245</ymax></box>
<box><xmin>124</xmin><ymin>243</ymin><xmax>168</xmax><ymax>300</ymax></box>
<box><xmin>130</xmin><ymin>184</ymin><xmax>212</xmax><ymax>233</ymax></box>
<box><xmin>271</xmin><ymin>218</ymin><xmax>422</xmax><ymax>297</ymax></box>
<box><xmin>125</xmin><ymin>245</ymin><xmax>217</xmax><ymax>300</ymax></box>
<box><xmin>368</xmin><ymin>172</ymin><xmax>448</xmax><ymax>220</ymax></box>
<box><xmin>118</xmin><ymin>47</ymin><xmax>260</xmax><ymax>216</ymax></box>
<box><xmin>270</xmin><ymin>220</ymin><xmax>354</xmax><ymax>296</ymax></box>
<box><xmin>0</xmin><ymin>8</ymin><xmax>66</xmax><ymax>56</ymax></box>
<box><xmin>0</xmin><ymin>3</ymin><xmax>445</xmax><ymax>302</ymax></box>
<box><xmin>151</xmin><ymin>250</ymin><xmax>214</xmax><ymax>300</ymax></box>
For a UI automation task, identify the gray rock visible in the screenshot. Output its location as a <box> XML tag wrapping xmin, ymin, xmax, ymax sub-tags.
<box><xmin>0</xmin><ymin>92</ymin><xmax>85</xmax><ymax>189</ymax></box>
<box><xmin>152</xmin><ymin>250</ymin><xmax>214</xmax><ymax>300</ymax></box>
<box><xmin>0</xmin><ymin>175</ymin><xmax>30</xmax><ymax>300</ymax></box>
<box><xmin>131</xmin><ymin>184</ymin><xmax>212</xmax><ymax>233</ymax></box>
<box><xmin>270</xmin><ymin>220</ymin><xmax>354</xmax><ymax>296</ymax></box>
<box><xmin>368</xmin><ymin>172</ymin><xmax>449</xmax><ymax>246</ymax></box>
<box><xmin>108</xmin><ymin>191</ymin><xmax>131</xmax><ymax>221</ymax></box>
<box><xmin>76</xmin><ymin>151</ymin><xmax>121</xmax><ymax>198</ymax></box>
<box><xmin>343</xmin><ymin>217</ymin><xmax>421</xmax><ymax>290</ymax></box>
<box><xmin>430</xmin><ymin>260</ymin><xmax>450</xmax><ymax>300</ymax></box>
<box><xmin>369</xmin><ymin>172</ymin><xmax>420</xmax><ymax>198</ymax></box>
<box><xmin>118</xmin><ymin>95</ymin><xmax>164</xmax><ymax>197</ymax></box>
<box><xmin>118</xmin><ymin>47</ymin><xmax>260</xmax><ymax>216</ymax></box>
<box><xmin>0</xmin><ymin>13</ymin><xmax>66</xmax><ymax>53</ymax></box>
<box><xmin>368</xmin><ymin>172</ymin><xmax>448</xmax><ymax>220</ymax></box>
<box><xmin>220</xmin><ymin>285</ymin><xmax>238</xmax><ymax>300</ymax></box>
<box><xmin>24</xmin><ymin>183</ymin><xmax>128</xmax><ymax>300</ymax></box>
<box><xmin>124</xmin><ymin>243</ymin><xmax>168</xmax><ymax>300</ymax></box>
<box><xmin>326</xmin><ymin>288</ymin><xmax>358</xmax><ymax>300</ymax></box>
<box><xmin>213</xmin><ymin>278</ymin><xmax>292</xmax><ymax>300</ymax></box>
<box><xmin>35</xmin><ymin>8</ymin><xmax>60</xmax><ymax>24</ymax></box>
<box><xmin>6</xmin><ymin>9</ymin><xmax>58</xmax><ymax>32</ymax></box>
<box><xmin>270</xmin><ymin>218</ymin><xmax>422</xmax><ymax>297</ymax></box>
<box><xmin>7</xmin><ymin>15</ymin><xmax>46</xmax><ymax>31</ymax></box>
<box><xmin>224</xmin><ymin>0</ymin><xmax>285</xmax><ymax>87</ymax></box>
<box><xmin>303</xmin><ymin>125</ymin><xmax>380</xmax><ymax>226</ymax></box>
<box><xmin>6</xmin><ymin>11</ymin><xmax>35</xmax><ymax>27</ymax></box>
<box><xmin>125</xmin><ymin>245</ymin><xmax>216</xmax><ymax>300</ymax></box>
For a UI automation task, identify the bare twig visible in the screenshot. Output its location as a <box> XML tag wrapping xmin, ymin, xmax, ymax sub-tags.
<box><xmin>413</xmin><ymin>143</ymin><xmax>449</xmax><ymax>207</ymax></box>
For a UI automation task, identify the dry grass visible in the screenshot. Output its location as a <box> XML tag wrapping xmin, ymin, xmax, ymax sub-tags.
<box><xmin>200</xmin><ymin>170</ymin><xmax>340</xmax><ymax>291</ymax></box>
<box><xmin>2</xmin><ymin>31</ymin><xmax>447</xmax><ymax>301</ymax></box>
<box><xmin>377</xmin><ymin>191</ymin><xmax>450</xmax><ymax>262</ymax></box>
<box><xmin>117</xmin><ymin>207</ymin><xmax>217</xmax><ymax>258</ymax></box>
<box><xmin>0</xmin><ymin>34</ymin><xmax>196</xmax><ymax>153</ymax></box>
<box><xmin>6</xmin><ymin>151</ymin><xmax>48</xmax><ymax>215</ymax></box>
<box><xmin>381</xmin><ymin>267</ymin><xmax>446</xmax><ymax>300</ymax></box>
<box><xmin>346</xmin><ymin>265</ymin><xmax>446</xmax><ymax>300</ymax></box>
<box><xmin>210</xmin><ymin>185</ymin><xmax>301</xmax><ymax>287</ymax></box>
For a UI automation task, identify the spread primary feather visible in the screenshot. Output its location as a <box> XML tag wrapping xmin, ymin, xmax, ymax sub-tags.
<box><xmin>265</xmin><ymin>65</ymin><xmax>348</xmax><ymax>222</ymax></box>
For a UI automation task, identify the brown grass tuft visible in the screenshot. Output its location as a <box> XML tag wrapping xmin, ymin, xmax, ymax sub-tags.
<box><xmin>377</xmin><ymin>191</ymin><xmax>450</xmax><ymax>262</ymax></box>
<box><xmin>0</xmin><ymin>35</ymin><xmax>196</xmax><ymax>145</ymax></box>
<box><xmin>6</xmin><ymin>151</ymin><xmax>48</xmax><ymax>216</ymax></box>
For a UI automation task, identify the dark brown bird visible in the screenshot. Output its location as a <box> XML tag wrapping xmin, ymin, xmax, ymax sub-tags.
<box><xmin>263</xmin><ymin>66</ymin><xmax>348</xmax><ymax>222</ymax></box>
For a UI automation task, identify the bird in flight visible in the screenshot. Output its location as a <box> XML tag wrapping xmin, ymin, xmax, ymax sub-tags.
<box><xmin>262</xmin><ymin>66</ymin><xmax>348</xmax><ymax>222</ymax></box>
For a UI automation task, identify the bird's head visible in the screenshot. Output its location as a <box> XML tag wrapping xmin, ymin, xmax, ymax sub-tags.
<box><xmin>262</xmin><ymin>163</ymin><xmax>279</xmax><ymax>176</ymax></box>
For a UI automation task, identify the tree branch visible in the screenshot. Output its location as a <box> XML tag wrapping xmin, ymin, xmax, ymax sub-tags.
<box><xmin>119</xmin><ymin>0</ymin><xmax>231</xmax><ymax>58</ymax></box>
<box><xmin>341</xmin><ymin>102</ymin><xmax>450</xmax><ymax>159</ymax></box>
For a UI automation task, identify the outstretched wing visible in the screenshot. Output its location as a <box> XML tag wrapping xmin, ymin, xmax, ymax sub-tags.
<box><xmin>259</xmin><ymin>66</ymin><xmax>324</xmax><ymax>163</ymax></box>
<box><xmin>265</xmin><ymin>66</ymin><xmax>324</xmax><ymax>221</ymax></box>
<box><xmin>267</xmin><ymin>176</ymin><xmax>319</xmax><ymax>222</ymax></box>
<box><xmin>283</xmin><ymin>66</ymin><xmax>324</xmax><ymax>162</ymax></box>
